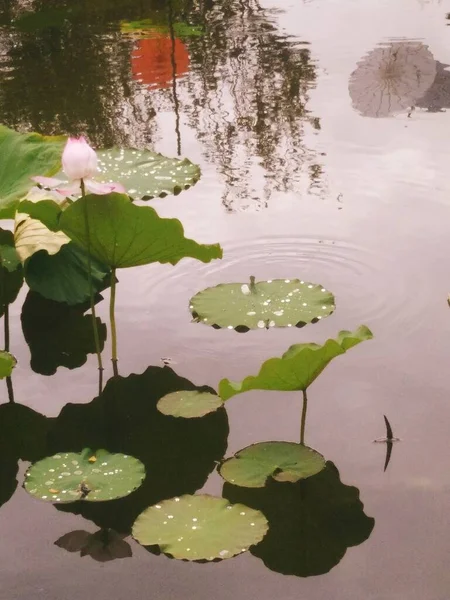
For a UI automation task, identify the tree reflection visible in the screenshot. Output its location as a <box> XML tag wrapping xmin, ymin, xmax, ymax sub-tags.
<box><xmin>183</xmin><ymin>0</ymin><xmax>322</xmax><ymax>210</ymax></box>
<box><xmin>0</xmin><ymin>0</ymin><xmax>322</xmax><ymax>209</ymax></box>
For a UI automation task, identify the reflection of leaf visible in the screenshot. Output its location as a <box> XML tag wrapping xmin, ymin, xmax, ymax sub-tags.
<box><xmin>121</xmin><ymin>19</ymin><xmax>204</xmax><ymax>39</ymax></box>
<box><xmin>60</xmin><ymin>193</ymin><xmax>222</xmax><ymax>268</ymax></box>
<box><xmin>190</xmin><ymin>278</ymin><xmax>335</xmax><ymax>331</ymax></box>
<box><xmin>132</xmin><ymin>494</ymin><xmax>268</xmax><ymax>560</ymax></box>
<box><xmin>0</xmin><ymin>228</ymin><xmax>23</xmax><ymax>317</ymax></box>
<box><xmin>0</xmin><ymin>125</ymin><xmax>64</xmax><ymax>219</ymax></box>
<box><xmin>224</xmin><ymin>461</ymin><xmax>375</xmax><ymax>577</ymax></box>
<box><xmin>96</xmin><ymin>148</ymin><xmax>201</xmax><ymax>200</ymax></box>
<box><xmin>25</xmin><ymin>243</ymin><xmax>110</xmax><ymax>305</ymax></box>
<box><xmin>157</xmin><ymin>390</ymin><xmax>224</xmax><ymax>418</ymax></box>
<box><xmin>0</xmin><ymin>459</ymin><xmax>18</xmax><ymax>510</ymax></box>
<box><xmin>50</xmin><ymin>366</ymin><xmax>229</xmax><ymax>533</ymax></box>
<box><xmin>55</xmin><ymin>529</ymin><xmax>132</xmax><ymax>562</ymax></box>
<box><xmin>21</xmin><ymin>291</ymin><xmax>106</xmax><ymax>376</ymax></box>
<box><xmin>0</xmin><ymin>403</ymin><xmax>51</xmax><ymax>462</ymax></box>
<box><xmin>219</xmin><ymin>442</ymin><xmax>325</xmax><ymax>488</ymax></box>
<box><xmin>219</xmin><ymin>326</ymin><xmax>373</xmax><ymax>400</ymax></box>
<box><xmin>24</xmin><ymin>448</ymin><xmax>146</xmax><ymax>503</ymax></box>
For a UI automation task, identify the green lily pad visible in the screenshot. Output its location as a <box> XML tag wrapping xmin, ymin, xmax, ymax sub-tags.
<box><xmin>189</xmin><ymin>278</ymin><xmax>335</xmax><ymax>332</ymax></box>
<box><xmin>219</xmin><ymin>326</ymin><xmax>373</xmax><ymax>400</ymax></box>
<box><xmin>0</xmin><ymin>125</ymin><xmax>64</xmax><ymax>219</ymax></box>
<box><xmin>25</xmin><ymin>242</ymin><xmax>110</xmax><ymax>305</ymax></box>
<box><xmin>24</xmin><ymin>448</ymin><xmax>145</xmax><ymax>503</ymax></box>
<box><xmin>157</xmin><ymin>390</ymin><xmax>224</xmax><ymax>418</ymax></box>
<box><xmin>0</xmin><ymin>228</ymin><xmax>23</xmax><ymax>317</ymax></box>
<box><xmin>59</xmin><ymin>193</ymin><xmax>222</xmax><ymax>268</ymax></box>
<box><xmin>96</xmin><ymin>148</ymin><xmax>201</xmax><ymax>200</ymax></box>
<box><xmin>0</xmin><ymin>350</ymin><xmax>17</xmax><ymax>378</ymax></box>
<box><xmin>223</xmin><ymin>461</ymin><xmax>375</xmax><ymax>577</ymax></box>
<box><xmin>132</xmin><ymin>494</ymin><xmax>268</xmax><ymax>560</ymax></box>
<box><xmin>219</xmin><ymin>442</ymin><xmax>325</xmax><ymax>488</ymax></box>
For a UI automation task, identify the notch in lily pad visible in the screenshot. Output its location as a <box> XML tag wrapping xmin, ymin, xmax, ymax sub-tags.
<box><xmin>157</xmin><ymin>390</ymin><xmax>224</xmax><ymax>418</ymax></box>
<box><xmin>219</xmin><ymin>442</ymin><xmax>326</xmax><ymax>488</ymax></box>
<box><xmin>132</xmin><ymin>494</ymin><xmax>268</xmax><ymax>561</ymax></box>
<box><xmin>189</xmin><ymin>277</ymin><xmax>335</xmax><ymax>332</ymax></box>
<box><xmin>24</xmin><ymin>449</ymin><xmax>145</xmax><ymax>503</ymax></box>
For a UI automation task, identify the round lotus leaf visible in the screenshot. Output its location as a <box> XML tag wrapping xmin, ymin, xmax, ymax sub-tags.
<box><xmin>189</xmin><ymin>278</ymin><xmax>335</xmax><ymax>332</ymax></box>
<box><xmin>132</xmin><ymin>494</ymin><xmax>268</xmax><ymax>560</ymax></box>
<box><xmin>24</xmin><ymin>448</ymin><xmax>145</xmax><ymax>503</ymax></box>
<box><xmin>96</xmin><ymin>148</ymin><xmax>200</xmax><ymax>200</ymax></box>
<box><xmin>0</xmin><ymin>351</ymin><xmax>17</xmax><ymax>379</ymax></box>
<box><xmin>219</xmin><ymin>442</ymin><xmax>326</xmax><ymax>488</ymax></box>
<box><xmin>157</xmin><ymin>390</ymin><xmax>224</xmax><ymax>418</ymax></box>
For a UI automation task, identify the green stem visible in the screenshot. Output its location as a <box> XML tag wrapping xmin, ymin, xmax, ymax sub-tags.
<box><xmin>4</xmin><ymin>304</ymin><xmax>14</xmax><ymax>403</ymax></box>
<box><xmin>110</xmin><ymin>268</ymin><xmax>118</xmax><ymax>377</ymax></box>
<box><xmin>300</xmin><ymin>389</ymin><xmax>308</xmax><ymax>445</ymax></box>
<box><xmin>81</xmin><ymin>178</ymin><xmax>104</xmax><ymax>394</ymax></box>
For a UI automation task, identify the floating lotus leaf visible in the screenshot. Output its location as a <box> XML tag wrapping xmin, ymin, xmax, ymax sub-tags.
<box><xmin>219</xmin><ymin>442</ymin><xmax>325</xmax><ymax>488</ymax></box>
<box><xmin>0</xmin><ymin>351</ymin><xmax>17</xmax><ymax>378</ymax></box>
<box><xmin>132</xmin><ymin>494</ymin><xmax>268</xmax><ymax>560</ymax></box>
<box><xmin>157</xmin><ymin>390</ymin><xmax>224</xmax><ymax>418</ymax></box>
<box><xmin>189</xmin><ymin>278</ymin><xmax>335</xmax><ymax>332</ymax></box>
<box><xmin>24</xmin><ymin>448</ymin><xmax>145</xmax><ymax>503</ymax></box>
<box><xmin>59</xmin><ymin>193</ymin><xmax>222</xmax><ymax>268</ymax></box>
<box><xmin>224</xmin><ymin>462</ymin><xmax>375</xmax><ymax>577</ymax></box>
<box><xmin>96</xmin><ymin>148</ymin><xmax>200</xmax><ymax>200</ymax></box>
<box><xmin>0</xmin><ymin>126</ymin><xmax>64</xmax><ymax>219</ymax></box>
<box><xmin>219</xmin><ymin>326</ymin><xmax>373</xmax><ymax>400</ymax></box>
<box><xmin>0</xmin><ymin>228</ymin><xmax>23</xmax><ymax>317</ymax></box>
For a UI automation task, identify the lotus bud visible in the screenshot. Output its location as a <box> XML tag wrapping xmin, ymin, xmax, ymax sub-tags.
<box><xmin>62</xmin><ymin>137</ymin><xmax>98</xmax><ymax>181</ymax></box>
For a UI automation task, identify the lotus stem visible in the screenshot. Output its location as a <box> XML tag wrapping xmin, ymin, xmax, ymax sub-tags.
<box><xmin>300</xmin><ymin>389</ymin><xmax>308</xmax><ymax>445</ymax></box>
<box><xmin>250</xmin><ymin>275</ymin><xmax>256</xmax><ymax>293</ymax></box>
<box><xmin>4</xmin><ymin>304</ymin><xmax>14</xmax><ymax>403</ymax></box>
<box><xmin>110</xmin><ymin>268</ymin><xmax>119</xmax><ymax>377</ymax></box>
<box><xmin>81</xmin><ymin>178</ymin><xmax>104</xmax><ymax>394</ymax></box>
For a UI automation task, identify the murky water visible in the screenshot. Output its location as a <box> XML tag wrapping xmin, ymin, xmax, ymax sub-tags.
<box><xmin>1</xmin><ymin>0</ymin><xmax>450</xmax><ymax>598</ymax></box>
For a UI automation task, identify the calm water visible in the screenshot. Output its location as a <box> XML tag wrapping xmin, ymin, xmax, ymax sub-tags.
<box><xmin>1</xmin><ymin>0</ymin><xmax>450</xmax><ymax>598</ymax></box>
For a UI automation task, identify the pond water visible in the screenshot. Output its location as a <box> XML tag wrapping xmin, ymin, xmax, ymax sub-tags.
<box><xmin>1</xmin><ymin>0</ymin><xmax>450</xmax><ymax>598</ymax></box>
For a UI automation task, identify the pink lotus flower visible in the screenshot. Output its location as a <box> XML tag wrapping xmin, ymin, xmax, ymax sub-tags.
<box><xmin>33</xmin><ymin>137</ymin><xmax>125</xmax><ymax>197</ymax></box>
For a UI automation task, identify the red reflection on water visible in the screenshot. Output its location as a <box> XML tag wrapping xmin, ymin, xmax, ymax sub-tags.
<box><xmin>131</xmin><ymin>36</ymin><xmax>190</xmax><ymax>89</ymax></box>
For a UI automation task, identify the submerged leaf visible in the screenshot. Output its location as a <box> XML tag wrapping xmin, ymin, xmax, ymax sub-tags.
<box><xmin>190</xmin><ymin>278</ymin><xmax>335</xmax><ymax>331</ymax></box>
<box><xmin>0</xmin><ymin>125</ymin><xmax>64</xmax><ymax>219</ymax></box>
<box><xmin>157</xmin><ymin>390</ymin><xmax>224</xmax><ymax>418</ymax></box>
<box><xmin>132</xmin><ymin>494</ymin><xmax>268</xmax><ymax>560</ymax></box>
<box><xmin>219</xmin><ymin>442</ymin><xmax>325</xmax><ymax>488</ymax></box>
<box><xmin>219</xmin><ymin>326</ymin><xmax>373</xmax><ymax>400</ymax></box>
<box><xmin>59</xmin><ymin>193</ymin><xmax>222</xmax><ymax>268</ymax></box>
<box><xmin>96</xmin><ymin>148</ymin><xmax>200</xmax><ymax>200</ymax></box>
<box><xmin>24</xmin><ymin>449</ymin><xmax>145</xmax><ymax>503</ymax></box>
<box><xmin>0</xmin><ymin>350</ymin><xmax>17</xmax><ymax>378</ymax></box>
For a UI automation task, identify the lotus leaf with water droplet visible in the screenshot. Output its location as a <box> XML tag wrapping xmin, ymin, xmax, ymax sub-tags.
<box><xmin>132</xmin><ymin>494</ymin><xmax>268</xmax><ymax>560</ymax></box>
<box><xmin>189</xmin><ymin>278</ymin><xmax>335</xmax><ymax>332</ymax></box>
<box><xmin>157</xmin><ymin>390</ymin><xmax>224</xmax><ymax>418</ymax></box>
<box><xmin>24</xmin><ymin>448</ymin><xmax>145</xmax><ymax>503</ymax></box>
<box><xmin>219</xmin><ymin>442</ymin><xmax>326</xmax><ymax>488</ymax></box>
